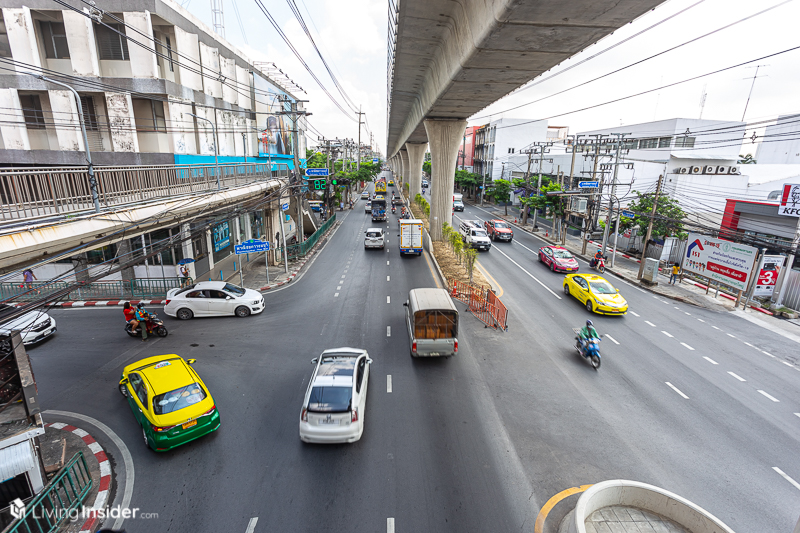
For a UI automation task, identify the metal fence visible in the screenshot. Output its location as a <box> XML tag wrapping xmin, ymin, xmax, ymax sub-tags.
<box><xmin>0</xmin><ymin>278</ymin><xmax>180</xmax><ymax>303</ymax></box>
<box><xmin>448</xmin><ymin>278</ymin><xmax>508</xmax><ymax>330</ymax></box>
<box><xmin>6</xmin><ymin>451</ymin><xmax>92</xmax><ymax>533</ymax></box>
<box><xmin>0</xmin><ymin>162</ymin><xmax>289</xmax><ymax>221</ymax></box>
<box><xmin>277</xmin><ymin>213</ymin><xmax>337</xmax><ymax>262</ymax></box>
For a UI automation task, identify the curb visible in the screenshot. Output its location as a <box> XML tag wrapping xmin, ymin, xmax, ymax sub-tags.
<box><xmin>258</xmin><ymin>222</ymin><xmax>337</xmax><ymax>292</ymax></box>
<box><xmin>45</xmin><ymin>422</ymin><xmax>111</xmax><ymax>533</ymax></box>
<box><xmin>10</xmin><ymin>299</ymin><xmax>165</xmax><ymax>308</ymax></box>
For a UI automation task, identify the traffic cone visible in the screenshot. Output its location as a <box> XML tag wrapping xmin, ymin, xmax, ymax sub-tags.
<box><xmin>514</xmin><ymin>218</ymin><xmax>517</xmax><ymax>223</ymax></box>
<box><xmin>545</xmin><ymin>230</ymin><xmax>549</xmax><ymax>237</ymax></box>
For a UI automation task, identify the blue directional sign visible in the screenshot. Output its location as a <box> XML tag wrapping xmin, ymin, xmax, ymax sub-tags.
<box><xmin>372</xmin><ymin>158</ymin><xmax>379</xmax><ymax>164</ymax></box>
<box><xmin>578</xmin><ymin>181</ymin><xmax>600</xmax><ymax>188</ymax></box>
<box><xmin>281</xmin><ymin>203</ymin><xmax>289</xmax><ymax>211</ymax></box>
<box><xmin>621</xmin><ymin>210</ymin><xmax>635</xmax><ymax>219</ymax></box>
<box><xmin>305</xmin><ymin>168</ymin><xmax>329</xmax><ymax>176</ymax></box>
<box><xmin>235</xmin><ymin>239</ymin><xmax>270</xmax><ymax>254</ymax></box>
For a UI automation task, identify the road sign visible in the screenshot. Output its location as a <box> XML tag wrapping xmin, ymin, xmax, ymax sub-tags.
<box><xmin>305</xmin><ymin>168</ymin><xmax>329</xmax><ymax>176</ymax></box>
<box><xmin>281</xmin><ymin>203</ymin><xmax>289</xmax><ymax>211</ymax></box>
<box><xmin>235</xmin><ymin>239</ymin><xmax>270</xmax><ymax>254</ymax></box>
<box><xmin>372</xmin><ymin>158</ymin><xmax>379</xmax><ymax>164</ymax></box>
<box><xmin>621</xmin><ymin>210</ymin><xmax>635</xmax><ymax>218</ymax></box>
<box><xmin>578</xmin><ymin>181</ymin><xmax>599</xmax><ymax>188</ymax></box>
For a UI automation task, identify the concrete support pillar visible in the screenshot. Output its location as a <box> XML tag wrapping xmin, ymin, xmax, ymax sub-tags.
<box><xmin>405</xmin><ymin>142</ymin><xmax>426</xmax><ymax>199</ymax></box>
<box><xmin>48</xmin><ymin>90</ymin><xmax>84</xmax><ymax>151</ymax></box>
<box><xmin>399</xmin><ymin>149</ymin><xmax>410</xmax><ymax>192</ymax></box>
<box><xmin>2</xmin><ymin>7</ymin><xmax>41</xmax><ymax>73</ymax></box>
<box><xmin>116</xmin><ymin>239</ymin><xmax>136</xmax><ymax>281</ymax></box>
<box><xmin>123</xmin><ymin>11</ymin><xmax>158</xmax><ymax>78</ymax></box>
<box><xmin>180</xmin><ymin>223</ymin><xmax>196</xmax><ymax>280</ymax></box>
<box><xmin>174</xmin><ymin>27</ymin><xmax>203</xmax><ymax>91</ymax></box>
<box><xmin>424</xmin><ymin>118</ymin><xmax>467</xmax><ymax>241</ymax></box>
<box><xmin>0</xmin><ymin>89</ymin><xmax>30</xmax><ymax>150</ymax></box>
<box><xmin>105</xmin><ymin>92</ymin><xmax>140</xmax><ymax>152</ymax></box>
<box><xmin>63</xmin><ymin>9</ymin><xmax>100</xmax><ymax>77</ymax></box>
<box><xmin>199</xmin><ymin>43</ymin><xmax>222</xmax><ymax>98</ymax></box>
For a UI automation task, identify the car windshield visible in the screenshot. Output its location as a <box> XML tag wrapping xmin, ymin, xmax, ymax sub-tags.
<box><xmin>553</xmin><ymin>250</ymin><xmax>573</xmax><ymax>259</ymax></box>
<box><xmin>590</xmin><ymin>281</ymin><xmax>617</xmax><ymax>294</ymax></box>
<box><xmin>367</xmin><ymin>231</ymin><xmax>382</xmax><ymax>237</ymax></box>
<box><xmin>307</xmin><ymin>386</ymin><xmax>352</xmax><ymax>413</ymax></box>
<box><xmin>494</xmin><ymin>222</ymin><xmax>509</xmax><ymax>229</ymax></box>
<box><xmin>152</xmin><ymin>383</ymin><xmax>207</xmax><ymax>415</ymax></box>
<box><xmin>473</xmin><ymin>230</ymin><xmax>487</xmax><ymax>237</ymax></box>
<box><xmin>223</xmin><ymin>283</ymin><xmax>246</xmax><ymax>296</ymax></box>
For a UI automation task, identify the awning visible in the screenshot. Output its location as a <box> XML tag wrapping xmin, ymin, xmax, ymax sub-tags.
<box><xmin>0</xmin><ymin>441</ymin><xmax>36</xmax><ymax>482</ymax></box>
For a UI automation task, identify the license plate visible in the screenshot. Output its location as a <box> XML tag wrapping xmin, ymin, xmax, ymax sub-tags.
<box><xmin>320</xmin><ymin>418</ymin><xmax>339</xmax><ymax>425</ymax></box>
<box><xmin>182</xmin><ymin>420</ymin><xmax>197</xmax><ymax>429</ymax></box>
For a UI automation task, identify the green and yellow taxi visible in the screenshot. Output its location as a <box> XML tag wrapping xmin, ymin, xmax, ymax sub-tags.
<box><xmin>118</xmin><ymin>354</ymin><xmax>220</xmax><ymax>451</ymax></box>
<box><xmin>388</xmin><ymin>180</ymin><xmax>395</xmax><ymax>186</ymax></box>
<box><xmin>563</xmin><ymin>273</ymin><xmax>628</xmax><ymax>315</ymax></box>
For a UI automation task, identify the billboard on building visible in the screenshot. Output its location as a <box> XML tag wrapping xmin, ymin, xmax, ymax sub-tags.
<box><xmin>778</xmin><ymin>183</ymin><xmax>800</xmax><ymax>217</ymax></box>
<box><xmin>253</xmin><ymin>74</ymin><xmax>294</xmax><ymax>157</ymax></box>
<box><xmin>682</xmin><ymin>233</ymin><xmax>758</xmax><ymax>291</ymax></box>
<box><xmin>213</xmin><ymin>221</ymin><xmax>231</xmax><ymax>252</ymax></box>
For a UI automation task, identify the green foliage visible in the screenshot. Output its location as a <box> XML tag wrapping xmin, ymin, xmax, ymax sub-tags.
<box><xmin>619</xmin><ymin>191</ymin><xmax>686</xmax><ymax>239</ymax></box>
<box><xmin>452</xmin><ymin>233</ymin><xmax>464</xmax><ymax>263</ymax></box>
<box><xmin>463</xmin><ymin>248</ymin><xmax>478</xmax><ymax>282</ymax></box>
<box><xmin>415</xmin><ymin>194</ymin><xmax>430</xmax><ymax>217</ymax></box>
<box><xmin>486</xmin><ymin>179</ymin><xmax>513</xmax><ymax>203</ymax></box>
<box><xmin>305</xmin><ymin>151</ymin><xmax>327</xmax><ymax>169</ymax></box>
<box><xmin>423</xmin><ymin>161</ymin><xmax>431</xmax><ymax>176</ymax></box>
<box><xmin>305</xmin><ymin>148</ymin><xmax>315</xmax><ymax>159</ymax></box>
<box><xmin>738</xmin><ymin>154</ymin><xmax>757</xmax><ymax>164</ymax></box>
<box><xmin>522</xmin><ymin>182</ymin><xmax>566</xmax><ymax>217</ymax></box>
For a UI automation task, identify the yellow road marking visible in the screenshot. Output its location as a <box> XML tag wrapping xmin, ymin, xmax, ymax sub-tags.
<box><xmin>534</xmin><ymin>485</ymin><xmax>593</xmax><ymax>533</ymax></box>
<box><xmin>476</xmin><ymin>261</ymin><xmax>503</xmax><ymax>298</ymax></box>
<box><xmin>423</xmin><ymin>249</ymin><xmax>443</xmax><ymax>288</ymax></box>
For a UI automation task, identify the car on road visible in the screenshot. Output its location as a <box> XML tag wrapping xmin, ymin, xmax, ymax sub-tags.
<box><xmin>365</xmin><ymin>200</ymin><xmax>372</xmax><ymax>213</ymax></box>
<box><xmin>452</xmin><ymin>193</ymin><xmax>464</xmax><ymax>211</ymax></box>
<box><xmin>484</xmin><ymin>219</ymin><xmax>513</xmax><ymax>242</ymax></box>
<box><xmin>164</xmin><ymin>281</ymin><xmax>264</xmax><ymax>320</ymax></box>
<box><xmin>563</xmin><ymin>273</ymin><xmax>628</xmax><ymax>315</ymax></box>
<box><xmin>364</xmin><ymin>228</ymin><xmax>385</xmax><ymax>249</ymax></box>
<box><xmin>539</xmin><ymin>246</ymin><xmax>579</xmax><ymax>272</ymax></box>
<box><xmin>0</xmin><ymin>304</ymin><xmax>57</xmax><ymax>354</ymax></box>
<box><xmin>361</xmin><ymin>191</ymin><xmax>370</xmax><ymax>200</ymax></box>
<box><xmin>299</xmin><ymin>348</ymin><xmax>372</xmax><ymax>444</ymax></box>
<box><xmin>388</xmin><ymin>180</ymin><xmax>395</xmax><ymax>186</ymax></box>
<box><xmin>118</xmin><ymin>354</ymin><xmax>220</xmax><ymax>451</ymax></box>
<box><xmin>459</xmin><ymin>220</ymin><xmax>491</xmax><ymax>251</ymax></box>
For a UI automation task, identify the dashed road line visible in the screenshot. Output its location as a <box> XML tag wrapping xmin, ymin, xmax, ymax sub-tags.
<box><xmin>387</xmin><ymin>517</ymin><xmax>395</xmax><ymax>533</ymax></box>
<box><xmin>337</xmin><ymin>285</ymin><xmax>342</xmax><ymax>290</ymax></box>
<box><xmin>712</xmin><ymin>326</ymin><xmax>720</xmax><ymax>330</ymax></box>
<box><xmin>387</xmin><ymin>276</ymin><xmax>390</xmax><ymax>281</ymax></box>
<box><xmin>645</xmin><ymin>320</ymin><xmax>656</xmax><ymax>327</ymax></box>
<box><xmin>341</xmin><ymin>274</ymin><xmax>346</xmax><ymax>278</ymax></box>
<box><xmin>744</xmin><ymin>342</ymin><xmax>754</xmax><ymax>347</ymax></box>
<box><xmin>665</xmin><ymin>382</ymin><xmax>689</xmax><ymax>399</ymax></box>
<box><xmin>697</xmin><ymin>318</ymin><xmax>705</xmax><ymax>323</ymax></box>
<box><xmin>387</xmin><ymin>375</ymin><xmax>392</xmax><ymax>393</ymax></box>
<box><xmin>728</xmin><ymin>372</ymin><xmax>746</xmax><ymax>382</ymax></box>
<box><xmin>245</xmin><ymin>517</ymin><xmax>258</xmax><ymax>533</ymax></box>
<box><xmin>387</xmin><ymin>296</ymin><xmax>391</xmax><ymax>304</ymax></box>
<box><xmin>684</xmin><ymin>312</ymin><xmax>691</xmax><ymax>316</ymax></box>
<box><xmin>758</xmin><ymin>390</ymin><xmax>780</xmax><ymax>402</ymax></box>
<box><xmin>794</xmin><ymin>413</ymin><xmax>800</xmax><ymax>419</ymax></box>
<box><xmin>703</xmin><ymin>357</ymin><xmax>718</xmax><ymax>365</ymax></box>
<box><xmin>491</xmin><ymin>246</ymin><xmax>562</xmax><ymax>299</ymax></box>
<box><xmin>662</xmin><ymin>331</ymin><xmax>673</xmax><ymax>338</ymax></box>
<box><xmin>773</xmin><ymin>467</ymin><xmax>800</xmax><ymax>491</ymax></box>
<box><xmin>781</xmin><ymin>361</ymin><xmax>793</xmax><ymax>367</ymax></box>
<box><xmin>763</xmin><ymin>351</ymin><xmax>775</xmax><ymax>358</ymax></box>
<box><xmin>387</xmin><ymin>326</ymin><xmax>391</xmax><ymax>337</ymax></box>
<box><xmin>681</xmin><ymin>342</ymin><xmax>695</xmax><ymax>351</ymax></box>
<box><xmin>605</xmin><ymin>334</ymin><xmax>619</xmax><ymax>345</ymax></box>
<box><xmin>727</xmin><ymin>333</ymin><xmax>736</xmax><ymax>338</ymax></box>
<box><xmin>387</xmin><ymin>260</ymin><xmax>390</xmax><ymax>265</ymax></box>
<box><xmin>334</xmin><ymin>293</ymin><xmax>339</xmax><ymax>297</ymax></box>
<box><xmin>629</xmin><ymin>311</ymin><xmax>640</xmax><ymax>317</ymax></box>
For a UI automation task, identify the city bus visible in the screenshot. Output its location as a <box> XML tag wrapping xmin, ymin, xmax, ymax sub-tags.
<box><xmin>375</xmin><ymin>180</ymin><xmax>387</xmax><ymax>194</ymax></box>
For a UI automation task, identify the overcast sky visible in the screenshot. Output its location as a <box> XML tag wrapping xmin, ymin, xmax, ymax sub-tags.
<box><xmin>183</xmin><ymin>0</ymin><xmax>800</xmax><ymax>157</ymax></box>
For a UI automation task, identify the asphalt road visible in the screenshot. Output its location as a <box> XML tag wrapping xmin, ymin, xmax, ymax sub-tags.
<box><xmin>25</xmin><ymin>188</ymin><xmax>800</xmax><ymax>533</ymax></box>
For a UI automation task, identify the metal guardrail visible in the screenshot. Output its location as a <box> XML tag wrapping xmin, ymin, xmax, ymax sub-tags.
<box><xmin>0</xmin><ymin>278</ymin><xmax>180</xmax><ymax>303</ymax></box>
<box><xmin>277</xmin><ymin>212</ymin><xmax>337</xmax><ymax>261</ymax></box>
<box><xmin>6</xmin><ymin>451</ymin><xmax>92</xmax><ymax>533</ymax></box>
<box><xmin>0</xmin><ymin>162</ymin><xmax>289</xmax><ymax>221</ymax></box>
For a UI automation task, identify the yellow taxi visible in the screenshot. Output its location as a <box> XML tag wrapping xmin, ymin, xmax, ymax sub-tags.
<box><xmin>563</xmin><ymin>273</ymin><xmax>628</xmax><ymax>315</ymax></box>
<box><xmin>118</xmin><ymin>354</ymin><xmax>220</xmax><ymax>451</ymax></box>
<box><xmin>388</xmin><ymin>180</ymin><xmax>395</xmax><ymax>186</ymax></box>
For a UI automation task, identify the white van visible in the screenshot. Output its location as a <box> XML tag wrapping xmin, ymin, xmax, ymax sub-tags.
<box><xmin>364</xmin><ymin>228</ymin><xmax>385</xmax><ymax>249</ymax></box>
<box><xmin>453</xmin><ymin>193</ymin><xmax>464</xmax><ymax>211</ymax></box>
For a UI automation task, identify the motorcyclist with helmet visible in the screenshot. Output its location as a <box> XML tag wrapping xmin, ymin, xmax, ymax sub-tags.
<box><xmin>590</xmin><ymin>248</ymin><xmax>605</xmax><ymax>269</ymax></box>
<box><xmin>577</xmin><ymin>319</ymin><xmax>600</xmax><ymax>353</ymax></box>
<box><xmin>134</xmin><ymin>302</ymin><xmax>150</xmax><ymax>341</ymax></box>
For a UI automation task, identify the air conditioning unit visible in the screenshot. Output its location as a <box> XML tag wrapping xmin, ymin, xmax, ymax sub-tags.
<box><xmin>703</xmin><ymin>165</ymin><xmax>716</xmax><ymax>174</ymax></box>
<box><xmin>689</xmin><ymin>166</ymin><xmax>702</xmax><ymax>174</ymax></box>
<box><xmin>716</xmin><ymin>166</ymin><xmax>728</xmax><ymax>174</ymax></box>
<box><xmin>728</xmin><ymin>166</ymin><xmax>739</xmax><ymax>174</ymax></box>
<box><xmin>570</xmin><ymin>197</ymin><xmax>588</xmax><ymax>214</ymax></box>
<box><xmin>679</xmin><ymin>167</ymin><xmax>690</xmax><ymax>174</ymax></box>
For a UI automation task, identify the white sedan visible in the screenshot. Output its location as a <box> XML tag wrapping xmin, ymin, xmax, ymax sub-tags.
<box><xmin>0</xmin><ymin>304</ymin><xmax>57</xmax><ymax>354</ymax></box>
<box><xmin>164</xmin><ymin>281</ymin><xmax>264</xmax><ymax>320</ymax></box>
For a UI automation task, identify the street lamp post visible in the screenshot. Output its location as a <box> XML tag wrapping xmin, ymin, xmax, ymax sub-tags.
<box><xmin>188</xmin><ymin>112</ymin><xmax>221</xmax><ymax>190</ymax></box>
<box><xmin>32</xmin><ymin>75</ymin><xmax>100</xmax><ymax>213</ymax></box>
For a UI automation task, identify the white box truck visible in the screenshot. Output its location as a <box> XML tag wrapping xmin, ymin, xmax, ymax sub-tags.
<box><xmin>399</xmin><ymin>219</ymin><xmax>423</xmax><ymax>256</ymax></box>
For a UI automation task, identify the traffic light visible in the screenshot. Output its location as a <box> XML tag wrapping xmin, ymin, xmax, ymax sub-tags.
<box><xmin>332</xmin><ymin>179</ymin><xmax>337</xmax><ymax>185</ymax></box>
<box><xmin>306</xmin><ymin>178</ymin><xmax>326</xmax><ymax>190</ymax></box>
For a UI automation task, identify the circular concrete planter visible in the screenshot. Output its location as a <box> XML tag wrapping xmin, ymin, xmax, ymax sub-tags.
<box><xmin>561</xmin><ymin>480</ymin><xmax>735</xmax><ymax>533</ymax></box>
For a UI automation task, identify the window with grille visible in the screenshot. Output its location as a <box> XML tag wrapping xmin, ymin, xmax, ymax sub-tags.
<box><xmin>675</xmin><ymin>136</ymin><xmax>696</xmax><ymax>148</ymax></box>
<box><xmin>40</xmin><ymin>21</ymin><xmax>70</xmax><ymax>59</ymax></box>
<box><xmin>658</xmin><ymin>137</ymin><xmax>672</xmax><ymax>148</ymax></box>
<box><xmin>18</xmin><ymin>94</ymin><xmax>46</xmax><ymax>129</ymax></box>
<box><xmin>0</xmin><ymin>20</ymin><xmax>11</xmax><ymax>58</ymax></box>
<box><xmin>79</xmin><ymin>96</ymin><xmax>100</xmax><ymax>131</ymax></box>
<box><xmin>96</xmin><ymin>23</ymin><xmax>130</xmax><ymax>60</ymax></box>
<box><xmin>639</xmin><ymin>138</ymin><xmax>659</xmax><ymax>149</ymax></box>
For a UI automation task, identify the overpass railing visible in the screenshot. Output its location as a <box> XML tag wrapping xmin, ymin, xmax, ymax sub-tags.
<box><xmin>0</xmin><ymin>162</ymin><xmax>289</xmax><ymax>222</ymax></box>
<box><xmin>0</xmin><ymin>277</ymin><xmax>181</xmax><ymax>303</ymax></box>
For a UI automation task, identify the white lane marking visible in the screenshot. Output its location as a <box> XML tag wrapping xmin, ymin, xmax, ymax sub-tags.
<box><xmin>703</xmin><ymin>356</ymin><xmax>718</xmax><ymax>365</ymax></box>
<box><xmin>728</xmin><ymin>372</ymin><xmax>746</xmax><ymax>382</ymax></box>
<box><xmin>774</xmin><ymin>467</ymin><xmax>800</xmax><ymax>492</ymax></box>
<box><xmin>782</xmin><ymin>361</ymin><xmax>794</xmax><ymax>367</ymax></box>
<box><xmin>681</xmin><ymin>342</ymin><xmax>695</xmax><ymax>351</ymax></box>
<box><xmin>697</xmin><ymin>318</ymin><xmax>705</xmax><ymax>323</ymax></box>
<box><xmin>763</xmin><ymin>351</ymin><xmax>775</xmax><ymax>358</ymax></box>
<box><xmin>387</xmin><ymin>517</ymin><xmax>395</xmax><ymax>533</ymax></box>
<box><xmin>712</xmin><ymin>326</ymin><xmax>720</xmax><ymax>330</ymax></box>
<box><xmin>665</xmin><ymin>382</ymin><xmax>689</xmax><ymax>399</ymax></box>
<box><xmin>758</xmin><ymin>390</ymin><xmax>780</xmax><ymax>402</ymax></box>
<box><xmin>387</xmin><ymin>375</ymin><xmax>392</xmax><ymax>393</ymax></box>
<box><xmin>387</xmin><ymin>296</ymin><xmax>391</xmax><ymax>304</ymax></box>
<box><xmin>387</xmin><ymin>276</ymin><xmax>390</xmax><ymax>281</ymax></box>
<box><xmin>337</xmin><ymin>286</ymin><xmax>342</xmax><ymax>290</ymax></box>
<box><xmin>794</xmin><ymin>413</ymin><xmax>800</xmax><ymax>419</ymax></box>
<box><xmin>245</xmin><ymin>517</ymin><xmax>258</xmax><ymax>533</ymax></box>
<box><xmin>491</xmin><ymin>246</ymin><xmax>562</xmax><ymax>299</ymax></box>
<box><xmin>660</xmin><ymin>299</ymin><xmax>670</xmax><ymax>304</ymax></box>
<box><xmin>674</xmin><ymin>306</ymin><xmax>680</xmax><ymax>310</ymax></box>
<box><xmin>629</xmin><ymin>311</ymin><xmax>640</xmax><ymax>317</ymax></box>
<box><xmin>341</xmin><ymin>275</ymin><xmax>346</xmax><ymax>279</ymax></box>
<box><xmin>684</xmin><ymin>312</ymin><xmax>691</xmax><ymax>316</ymax></box>
<box><xmin>387</xmin><ymin>260</ymin><xmax>390</xmax><ymax>265</ymax></box>
<box><xmin>727</xmin><ymin>333</ymin><xmax>736</xmax><ymax>338</ymax></box>
<box><xmin>645</xmin><ymin>320</ymin><xmax>656</xmax><ymax>327</ymax></box>
<box><xmin>744</xmin><ymin>342</ymin><xmax>754</xmax><ymax>347</ymax></box>
<box><xmin>513</xmin><ymin>240</ymin><xmax>538</xmax><ymax>254</ymax></box>
<box><xmin>387</xmin><ymin>248</ymin><xmax>390</xmax><ymax>253</ymax></box>
<box><xmin>334</xmin><ymin>293</ymin><xmax>339</xmax><ymax>297</ymax></box>
<box><xmin>605</xmin><ymin>334</ymin><xmax>620</xmax><ymax>345</ymax></box>
<box><xmin>661</xmin><ymin>331</ymin><xmax>673</xmax><ymax>338</ymax></box>
<box><xmin>387</xmin><ymin>326</ymin><xmax>391</xmax><ymax>337</ymax></box>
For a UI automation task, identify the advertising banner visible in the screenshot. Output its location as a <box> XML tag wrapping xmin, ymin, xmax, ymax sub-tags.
<box><xmin>213</xmin><ymin>221</ymin><xmax>230</xmax><ymax>253</ymax></box>
<box><xmin>682</xmin><ymin>233</ymin><xmax>758</xmax><ymax>291</ymax></box>
<box><xmin>753</xmin><ymin>255</ymin><xmax>785</xmax><ymax>297</ymax></box>
<box><xmin>778</xmin><ymin>183</ymin><xmax>800</xmax><ymax>217</ymax></box>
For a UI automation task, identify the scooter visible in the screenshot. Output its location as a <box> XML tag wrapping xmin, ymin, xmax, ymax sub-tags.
<box><xmin>573</xmin><ymin>329</ymin><xmax>601</xmax><ymax>369</ymax></box>
<box><xmin>590</xmin><ymin>255</ymin><xmax>606</xmax><ymax>273</ymax></box>
<box><xmin>125</xmin><ymin>313</ymin><xmax>168</xmax><ymax>338</ymax></box>
<box><xmin>391</xmin><ymin>205</ymin><xmax>396</xmax><ymax>214</ymax></box>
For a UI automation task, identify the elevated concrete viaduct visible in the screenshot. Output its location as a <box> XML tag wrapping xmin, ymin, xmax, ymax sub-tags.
<box><xmin>386</xmin><ymin>0</ymin><xmax>665</xmax><ymax>239</ymax></box>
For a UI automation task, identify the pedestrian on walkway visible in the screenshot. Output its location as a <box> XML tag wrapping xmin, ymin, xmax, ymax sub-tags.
<box><xmin>22</xmin><ymin>268</ymin><xmax>37</xmax><ymax>292</ymax></box>
<box><xmin>670</xmin><ymin>263</ymin><xmax>680</xmax><ymax>284</ymax></box>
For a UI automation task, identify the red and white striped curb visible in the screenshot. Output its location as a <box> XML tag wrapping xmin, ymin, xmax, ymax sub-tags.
<box><xmin>45</xmin><ymin>422</ymin><xmax>111</xmax><ymax>533</ymax></box>
<box><xmin>259</xmin><ymin>256</ymin><xmax>310</xmax><ymax>292</ymax></box>
<box><xmin>8</xmin><ymin>299</ymin><xmax>165</xmax><ymax>308</ymax></box>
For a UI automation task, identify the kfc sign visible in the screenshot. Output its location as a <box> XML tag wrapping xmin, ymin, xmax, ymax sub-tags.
<box><xmin>778</xmin><ymin>183</ymin><xmax>800</xmax><ymax>217</ymax></box>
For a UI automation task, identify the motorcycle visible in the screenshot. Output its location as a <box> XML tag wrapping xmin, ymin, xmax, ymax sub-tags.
<box><xmin>590</xmin><ymin>255</ymin><xmax>606</xmax><ymax>273</ymax></box>
<box><xmin>125</xmin><ymin>313</ymin><xmax>168</xmax><ymax>338</ymax></box>
<box><xmin>391</xmin><ymin>206</ymin><xmax>396</xmax><ymax>214</ymax></box>
<box><xmin>573</xmin><ymin>329</ymin><xmax>601</xmax><ymax>369</ymax></box>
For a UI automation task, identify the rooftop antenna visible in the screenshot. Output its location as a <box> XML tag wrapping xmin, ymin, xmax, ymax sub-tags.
<box><xmin>742</xmin><ymin>64</ymin><xmax>769</xmax><ymax>122</ymax></box>
<box><xmin>211</xmin><ymin>0</ymin><xmax>225</xmax><ymax>39</ymax></box>
<box><xmin>699</xmin><ymin>84</ymin><xmax>707</xmax><ymax>120</ymax></box>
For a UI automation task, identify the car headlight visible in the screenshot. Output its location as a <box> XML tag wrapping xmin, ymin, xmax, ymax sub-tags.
<box><xmin>252</xmin><ymin>300</ymin><xmax>260</xmax><ymax>305</ymax></box>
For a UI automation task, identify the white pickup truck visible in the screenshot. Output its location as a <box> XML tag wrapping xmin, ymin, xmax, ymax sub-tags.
<box><xmin>459</xmin><ymin>220</ymin><xmax>492</xmax><ymax>251</ymax></box>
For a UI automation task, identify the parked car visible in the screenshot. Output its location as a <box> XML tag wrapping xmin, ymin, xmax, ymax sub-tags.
<box><xmin>458</xmin><ymin>220</ymin><xmax>491</xmax><ymax>251</ymax></box>
<box><xmin>118</xmin><ymin>354</ymin><xmax>220</xmax><ymax>451</ymax></box>
<box><xmin>563</xmin><ymin>273</ymin><xmax>628</xmax><ymax>315</ymax></box>
<box><xmin>364</xmin><ymin>228</ymin><xmax>385</xmax><ymax>249</ymax></box>
<box><xmin>0</xmin><ymin>304</ymin><xmax>56</xmax><ymax>354</ymax></box>
<box><xmin>299</xmin><ymin>348</ymin><xmax>372</xmax><ymax>443</ymax></box>
<box><xmin>539</xmin><ymin>246</ymin><xmax>579</xmax><ymax>272</ymax></box>
<box><xmin>484</xmin><ymin>219</ymin><xmax>513</xmax><ymax>242</ymax></box>
<box><xmin>164</xmin><ymin>281</ymin><xmax>264</xmax><ymax>320</ymax></box>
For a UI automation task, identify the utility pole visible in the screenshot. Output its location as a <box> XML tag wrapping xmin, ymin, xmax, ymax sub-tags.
<box><xmin>357</xmin><ymin>108</ymin><xmax>364</xmax><ymax>171</ymax></box>
<box><xmin>637</xmin><ymin>174</ymin><xmax>664</xmax><ymax>279</ymax></box>
<box><xmin>278</xmin><ymin>96</ymin><xmax>311</xmax><ymax>244</ymax></box>
<box><xmin>601</xmin><ymin>133</ymin><xmax>629</xmax><ymax>258</ymax></box>
<box><xmin>531</xmin><ymin>142</ymin><xmax>553</xmax><ymax>230</ymax></box>
<box><xmin>521</xmin><ymin>149</ymin><xmax>533</xmax><ymax>225</ymax></box>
